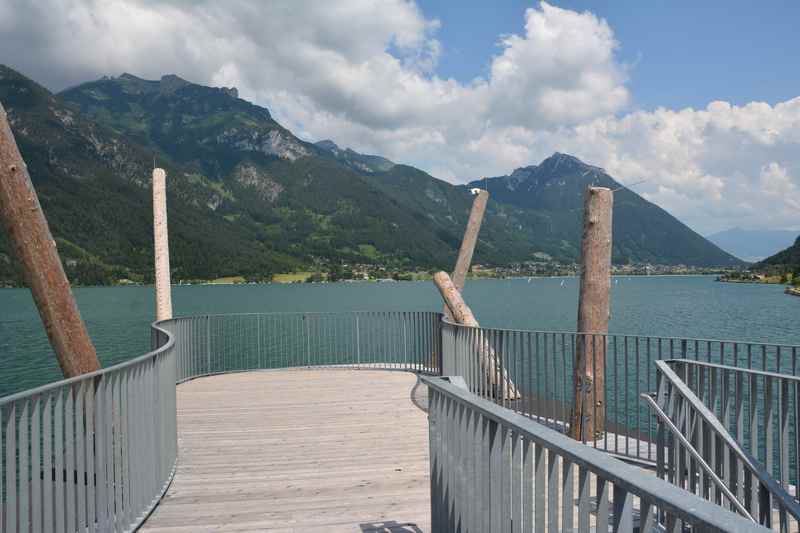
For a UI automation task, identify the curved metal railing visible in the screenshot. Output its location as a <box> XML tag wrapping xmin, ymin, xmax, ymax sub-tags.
<box><xmin>651</xmin><ymin>359</ymin><xmax>800</xmax><ymax>531</ymax></box>
<box><xmin>425</xmin><ymin>374</ymin><xmax>769</xmax><ymax>532</ymax></box>
<box><xmin>0</xmin><ymin>320</ymin><xmax>177</xmax><ymax>533</ymax></box>
<box><xmin>168</xmin><ymin>311</ymin><xmax>443</xmax><ymax>383</ymax></box>
<box><xmin>0</xmin><ymin>311</ymin><xmax>441</xmax><ymax>533</ymax></box>
<box><xmin>441</xmin><ymin>319</ymin><xmax>800</xmax><ymax>465</ymax></box>
<box><xmin>2</xmin><ymin>309</ymin><xmax>798</xmax><ymax>532</ymax></box>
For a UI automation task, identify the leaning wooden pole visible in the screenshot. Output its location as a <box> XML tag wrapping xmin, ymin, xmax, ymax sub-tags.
<box><xmin>443</xmin><ymin>189</ymin><xmax>488</xmax><ymax>321</ymax></box>
<box><xmin>433</xmin><ymin>271</ymin><xmax>519</xmax><ymax>399</ymax></box>
<box><xmin>153</xmin><ymin>168</ymin><xmax>173</xmax><ymax>321</ymax></box>
<box><xmin>571</xmin><ymin>187</ymin><xmax>613</xmax><ymax>441</ymax></box>
<box><xmin>0</xmin><ymin>102</ymin><xmax>101</xmax><ymax>377</ymax></box>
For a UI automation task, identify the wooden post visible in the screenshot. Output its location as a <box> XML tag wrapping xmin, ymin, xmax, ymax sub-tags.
<box><xmin>153</xmin><ymin>168</ymin><xmax>173</xmax><ymax>321</ymax></box>
<box><xmin>433</xmin><ymin>271</ymin><xmax>519</xmax><ymax>399</ymax></box>
<box><xmin>444</xmin><ymin>190</ymin><xmax>489</xmax><ymax>320</ymax></box>
<box><xmin>0</xmin><ymin>102</ymin><xmax>100</xmax><ymax>377</ymax></box>
<box><xmin>571</xmin><ymin>186</ymin><xmax>613</xmax><ymax>441</ymax></box>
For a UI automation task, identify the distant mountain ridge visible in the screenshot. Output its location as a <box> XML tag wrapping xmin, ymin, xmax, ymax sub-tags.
<box><xmin>314</xmin><ymin>139</ymin><xmax>395</xmax><ymax>173</ymax></box>
<box><xmin>0</xmin><ymin>65</ymin><xmax>742</xmax><ymax>285</ymax></box>
<box><xmin>466</xmin><ymin>155</ymin><xmax>741</xmax><ymax>267</ymax></box>
<box><xmin>757</xmin><ymin>235</ymin><xmax>800</xmax><ymax>271</ymax></box>
<box><xmin>706</xmin><ymin>228</ymin><xmax>799</xmax><ymax>262</ymax></box>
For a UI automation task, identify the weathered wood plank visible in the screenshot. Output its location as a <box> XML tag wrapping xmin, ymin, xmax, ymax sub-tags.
<box><xmin>141</xmin><ymin>369</ymin><xmax>430</xmax><ymax>532</ymax></box>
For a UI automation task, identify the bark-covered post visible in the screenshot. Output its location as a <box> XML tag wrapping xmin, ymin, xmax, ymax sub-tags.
<box><xmin>571</xmin><ymin>186</ymin><xmax>613</xmax><ymax>441</ymax></box>
<box><xmin>0</xmin><ymin>102</ymin><xmax>101</xmax><ymax>377</ymax></box>
<box><xmin>153</xmin><ymin>168</ymin><xmax>173</xmax><ymax>321</ymax></box>
<box><xmin>444</xmin><ymin>190</ymin><xmax>489</xmax><ymax>320</ymax></box>
<box><xmin>433</xmin><ymin>271</ymin><xmax>519</xmax><ymax>399</ymax></box>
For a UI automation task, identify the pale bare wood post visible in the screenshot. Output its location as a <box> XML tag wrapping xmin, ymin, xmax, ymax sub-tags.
<box><xmin>433</xmin><ymin>271</ymin><xmax>519</xmax><ymax>399</ymax></box>
<box><xmin>444</xmin><ymin>189</ymin><xmax>489</xmax><ymax>320</ymax></box>
<box><xmin>0</xmin><ymin>102</ymin><xmax>101</xmax><ymax>377</ymax></box>
<box><xmin>571</xmin><ymin>186</ymin><xmax>613</xmax><ymax>441</ymax></box>
<box><xmin>153</xmin><ymin>168</ymin><xmax>173</xmax><ymax>321</ymax></box>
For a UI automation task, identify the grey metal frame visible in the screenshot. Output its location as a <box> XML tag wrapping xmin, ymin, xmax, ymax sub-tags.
<box><xmin>0</xmin><ymin>320</ymin><xmax>177</xmax><ymax>533</ymax></box>
<box><xmin>424</xmin><ymin>374</ymin><xmax>769</xmax><ymax>532</ymax></box>
<box><xmin>650</xmin><ymin>359</ymin><xmax>800</xmax><ymax>531</ymax></box>
<box><xmin>441</xmin><ymin>319</ymin><xmax>800</xmax><ymax>464</ymax></box>
<box><xmin>2</xmin><ymin>309</ymin><xmax>798</xmax><ymax>532</ymax></box>
<box><xmin>0</xmin><ymin>311</ymin><xmax>442</xmax><ymax>533</ymax></box>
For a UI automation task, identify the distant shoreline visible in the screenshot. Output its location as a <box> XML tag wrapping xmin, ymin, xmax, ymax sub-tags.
<box><xmin>1</xmin><ymin>272</ymin><xmax>720</xmax><ymax>290</ymax></box>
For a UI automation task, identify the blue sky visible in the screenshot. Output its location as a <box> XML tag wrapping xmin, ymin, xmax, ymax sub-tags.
<box><xmin>418</xmin><ymin>0</ymin><xmax>800</xmax><ymax>111</ymax></box>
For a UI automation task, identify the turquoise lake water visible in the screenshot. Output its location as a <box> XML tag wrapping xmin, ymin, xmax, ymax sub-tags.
<box><xmin>1</xmin><ymin>275</ymin><xmax>798</xmax><ymax>398</ymax></box>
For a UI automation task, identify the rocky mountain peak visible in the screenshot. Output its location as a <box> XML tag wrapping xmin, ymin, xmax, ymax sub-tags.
<box><xmin>159</xmin><ymin>74</ymin><xmax>191</xmax><ymax>94</ymax></box>
<box><xmin>315</xmin><ymin>139</ymin><xmax>340</xmax><ymax>152</ymax></box>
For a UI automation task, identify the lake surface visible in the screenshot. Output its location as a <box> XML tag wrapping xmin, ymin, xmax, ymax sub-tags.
<box><xmin>1</xmin><ymin>275</ymin><xmax>798</xmax><ymax>398</ymax></box>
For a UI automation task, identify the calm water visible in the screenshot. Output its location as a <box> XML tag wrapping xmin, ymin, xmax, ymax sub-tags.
<box><xmin>1</xmin><ymin>275</ymin><xmax>798</xmax><ymax>398</ymax></box>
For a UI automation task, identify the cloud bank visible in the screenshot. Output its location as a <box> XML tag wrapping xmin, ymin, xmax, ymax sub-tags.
<box><xmin>1</xmin><ymin>0</ymin><xmax>798</xmax><ymax>233</ymax></box>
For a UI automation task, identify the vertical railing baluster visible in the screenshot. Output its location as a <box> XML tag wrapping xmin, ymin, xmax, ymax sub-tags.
<box><xmin>20</xmin><ymin>400</ymin><xmax>30</xmax><ymax>533</ymax></box>
<box><xmin>612</xmin><ymin>485</ymin><xmax>633</xmax><ymax>532</ymax></box>
<box><xmin>596</xmin><ymin>476</ymin><xmax>609</xmax><ymax>533</ymax></box>
<box><xmin>43</xmin><ymin>394</ymin><xmax>53</xmax><ymax>533</ymax></box>
<box><xmin>547</xmin><ymin>449</ymin><xmax>558</xmax><ymax>533</ymax></box>
<box><xmin>31</xmin><ymin>396</ymin><xmax>42</xmax><ymax>533</ymax></box>
<box><xmin>5</xmin><ymin>402</ymin><xmax>17</xmax><ymax>533</ymax></box>
<box><xmin>75</xmin><ymin>383</ymin><xmax>86</xmax><ymax>532</ymax></box>
<box><xmin>534</xmin><ymin>442</ymin><xmax>545</xmax><ymax>533</ymax></box>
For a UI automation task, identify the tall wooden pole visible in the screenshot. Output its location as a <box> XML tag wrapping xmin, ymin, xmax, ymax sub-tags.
<box><xmin>153</xmin><ymin>168</ymin><xmax>173</xmax><ymax>321</ymax></box>
<box><xmin>444</xmin><ymin>190</ymin><xmax>489</xmax><ymax>320</ymax></box>
<box><xmin>433</xmin><ymin>271</ymin><xmax>519</xmax><ymax>399</ymax></box>
<box><xmin>0</xmin><ymin>102</ymin><xmax>100</xmax><ymax>377</ymax></box>
<box><xmin>571</xmin><ymin>187</ymin><xmax>613</xmax><ymax>441</ymax></box>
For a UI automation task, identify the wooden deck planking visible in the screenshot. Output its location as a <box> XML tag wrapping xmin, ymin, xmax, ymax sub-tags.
<box><xmin>141</xmin><ymin>369</ymin><xmax>430</xmax><ymax>532</ymax></box>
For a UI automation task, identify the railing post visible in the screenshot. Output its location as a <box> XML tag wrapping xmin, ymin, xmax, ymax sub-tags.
<box><xmin>206</xmin><ymin>315</ymin><xmax>211</xmax><ymax>374</ymax></box>
<box><xmin>256</xmin><ymin>315</ymin><xmax>261</xmax><ymax>369</ymax></box>
<box><xmin>403</xmin><ymin>313</ymin><xmax>408</xmax><ymax>369</ymax></box>
<box><xmin>356</xmin><ymin>315</ymin><xmax>361</xmax><ymax>366</ymax></box>
<box><xmin>305</xmin><ymin>314</ymin><xmax>311</xmax><ymax>366</ymax></box>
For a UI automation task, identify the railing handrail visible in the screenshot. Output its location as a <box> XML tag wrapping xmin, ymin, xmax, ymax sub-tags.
<box><xmin>5</xmin><ymin>311</ymin><xmax>797</xmax><ymax>407</ymax></box>
<box><xmin>640</xmin><ymin>392</ymin><xmax>754</xmax><ymax>520</ymax></box>
<box><xmin>0</xmin><ymin>318</ymin><xmax>176</xmax><ymax>407</ymax></box>
<box><xmin>171</xmin><ymin>309</ymin><xmax>441</xmax><ymax>320</ymax></box>
<box><xmin>441</xmin><ymin>316</ymin><xmax>800</xmax><ymax>351</ymax></box>
<box><xmin>665</xmin><ymin>358</ymin><xmax>800</xmax><ymax>382</ymax></box>
<box><xmin>655</xmin><ymin>360</ymin><xmax>800</xmax><ymax>522</ymax></box>
<box><xmin>422</xmin><ymin>373</ymin><xmax>770</xmax><ymax>532</ymax></box>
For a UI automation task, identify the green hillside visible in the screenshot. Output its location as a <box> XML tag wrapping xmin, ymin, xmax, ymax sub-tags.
<box><xmin>467</xmin><ymin>154</ymin><xmax>742</xmax><ymax>267</ymax></box>
<box><xmin>0</xmin><ymin>66</ymin><xmax>743</xmax><ymax>286</ymax></box>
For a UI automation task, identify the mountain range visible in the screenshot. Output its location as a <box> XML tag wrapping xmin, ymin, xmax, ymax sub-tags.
<box><xmin>0</xmin><ymin>65</ymin><xmax>741</xmax><ymax>285</ymax></box>
<box><xmin>757</xmin><ymin>235</ymin><xmax>800</xmax><ymax>272</ymax></box>
<box><xmin>706</xmin><ymin>228</ymin><xmax>799</xmax><ymax>263</ymax></box>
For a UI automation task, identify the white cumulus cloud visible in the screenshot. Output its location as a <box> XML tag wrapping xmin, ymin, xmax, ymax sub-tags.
<box><xmin>1</xmin><ymin>0</ymin><xmax>798</xmax><ymax>234</ymax></box>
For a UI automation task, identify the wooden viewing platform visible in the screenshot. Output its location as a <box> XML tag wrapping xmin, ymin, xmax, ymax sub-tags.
<box><xmin>141</xmin><ymin>369</ymin><xmax>431</xmax><ymax>532</ymax></box>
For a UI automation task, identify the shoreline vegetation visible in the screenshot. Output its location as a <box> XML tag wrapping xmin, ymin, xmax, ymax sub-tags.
<box><xmin>2</xmin><ymin>264</ymin><xmax>734</xmax><ymax>289</ymax></box>
<box><xmin>717</xmin><ymin>271</ymin><xmax>800</xmax><ymax>296</ymax></box>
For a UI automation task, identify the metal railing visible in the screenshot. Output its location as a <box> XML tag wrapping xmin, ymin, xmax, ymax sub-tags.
<box><xmin>441</xmin><ymin>319</ymin><xmax>800</xmax><ymax>464</ymax></box>
<box><xmin>171</xmin><ymin>311</ymin><xmax>442</xmax><ymax>382</ymax></box>
<box><xmin>0</xmin><ymin>320</ymin><xmax>176</xmax><ymax>533</ymax></box>
<box><xmin>424</xmin><ymin>374</ymin><xmax>769</xmax><ymax>532</ymax></box>
<box><xmin>649</xmin><ymin>360</ymin><xmax>800</xmax><ymax>531</ymax></box>
<box><xmin>667</xmin><ymin>359</ymin><xmax>800</xmax><ymax>492</ymax></box>
<box><xmin>2</xmin><ymin>309</ymin><xmax>798</xmax><ymax>532</ymax></box>
<box><xmin>0</xmin><ymin>311</ymin><xmax>441</xmax><ymax>533</ymax></box>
